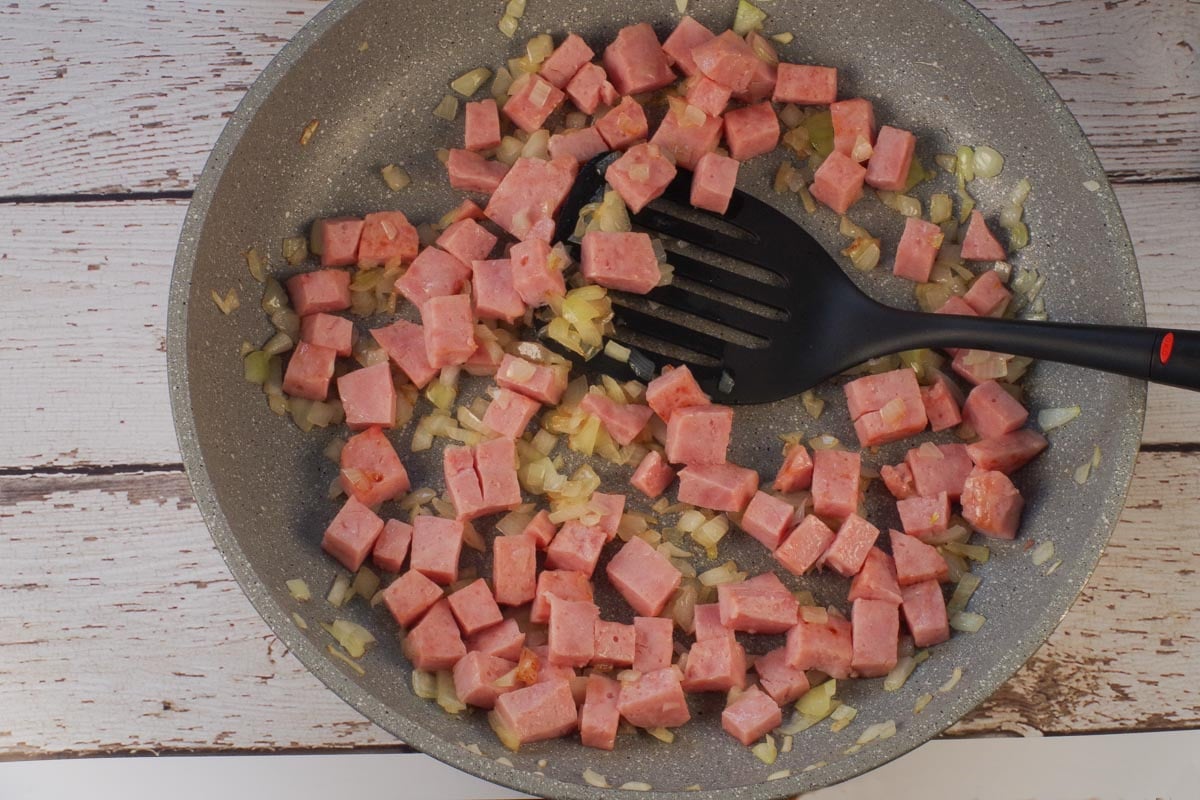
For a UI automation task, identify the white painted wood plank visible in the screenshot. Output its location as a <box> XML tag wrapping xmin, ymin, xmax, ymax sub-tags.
<box><xmin>0</xmin><ymin>0</ymin><xmax>1196</xmax><ymax>197</ymax></box>
<box><xmin>1</xmin><ymin>452</ymin><xmax>1195</xmax><ymax>756</ymax></box>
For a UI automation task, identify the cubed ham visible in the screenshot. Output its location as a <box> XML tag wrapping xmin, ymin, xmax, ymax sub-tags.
<box><xmin>740</xmin><ymin>491</ymin><xmax>795</xmax><ymax>550</ymax></box>
<box><xmin>685</xmin><ymin>75</ymin><xmax>732</xmax><ymax>117</ymax></box>
<box><xmin>373</xmin><ymin>519</ymin><xmax>412</xmax><ymax>573</ymax></box>
<box><xmin>548</xmin><ymin>597</ymin><xmax>600</xmax><ymax>667</ymax></box>
<box><xmin>961</xmin><ymin>468</ymin><xmax>1024</xmax><ymax>539</ymax></box>
<box><xmin>580</xmin><ymin>674</ymin><xmax>622</xmax><ymax>750</ymax></box>
<box><xmin>475</xmin><ymin>436</ymin><xmax>522</xmax><ymax>514</ymax></box>
<box><xmin>510</xmin><ymin>239</ymin><xmax>566</xmax><ymax>307</ymax></box>
<box><xmin>593</xmin><ymin>620</ymin><xmax>636</xmax><ymax>667</ymax></box>
<box><xmin>446</xmin><ymin>149</ymin><xmax>510</xmax><ymax>193</ymax></box>
<box><xmin>605</xmin><ymin>142</ymin><xmax>677</xmax><ymax>214</ymax></box>
<box><xmin>545</xmin><ymin>521</ymin><xmax>607</xmax><ymax>578</ymax></box>
<box><xmin>811</xmin><ymin>448</ymin><xmax>861</xmax><ymax>521</ymax></box>
<box><xmin>606</xmin><ymin>535</ymin><xmax>682</xmax><ymax>617</ymax></box>
<box><xmin>723</xmin><ymin>102</ymin><xmax>780</xmax><ymax>161</ymax></box>
<box><xmin>692</xmin><ymin>30</ymin><xmax>758</xmax><ymax>93</ymax></box>
<box><xmin>358</xmin><ymin>211</ymin><xmax>419</xmax><ymax>268</ymax></box>
<box><xmin>774</xmin><ymin>443</ymin><xmax>814</xmax><ymax>493</ymax></box>
<box><xmin>403</xmin><ymin>598</ymin><xmax>467</xmax><ymax>671</ymax></box>
<box><xmin>282</xmin><ymin>340</ymin><xmax>337</xmax><ymax>401</ymax></box>
<box><xmin>410</xmin><ymin>515</ymin><xmax>464</xmax><ymax>585</ymax></box>
<box><xmin>448</xmin><ymin>578</ymin><xmax>504</xmax><ymax>637</ymax></box>
<box><xmin>755</xmin><ymin>646</ymin><xmax>811</xmax><ymax>705</ymax></box>
<box><xmin>717</xmin><ymin>573</ymin><xmax>798</xmax><ymax>634</ymax></box>
<box><xmin>618</xmin><ymin>668</ymin><xmax>690</xmax><ymax>728</ymax></box>
<box><xmin>631</xmin><ymin>449</ymin><xmax>676</xmax><ymax>498</ymax></box>
<box><xmin>901</xmin><ymin>579</ymin><xmax>951</xmax><ymax>647</ymax></box>
<box><xmin>850</xmin><ymin>598</ymin><xmax>899</xmax><ymax>678</ymax></box>
<box><xmin>493</xmin><ymin>679</ymin><xmax>578</xmax><ymax>745</ymax></box>
<box><xmin>595</xmin><ymin>96</ymin><xmax>649</xmax><ymax>150</ymax></box>
<box><xmin>830</xmin><ymin>97</ymin><xmax>875</xmax><ymax>160</ymax></box>
<box><xmin>464</xmin><ymin>98</ymin><xmax>502</xmax><ymax>152</ymax></box>
<box><xmin>382</xmin><ymin>569</ymin><xmax>443</xmax><ymax>628</ymax></box>
<box><xmin>785</xmin><ymin>611</ymin><xmax>852</xmax><ymax>678</ymax></box>
<box><xmin>893</xmin><ymin>216</ymin><xmax>944</xmax><ymax>283</ymax></box>
<box><xmin>682</xmin><ymin>634</ymin><xmax>747</xmax><ymax>693</ymax></box>
<box><xmin>300</xmin><ymin>312</ymin><xmax>353</xmax><ymax>357</ymax></box>
<box><xmin>677</xmin><ymin>462</ymin><xmax>759</xmax><ymax>513</ymax></box>
<box><xmin>665</xmin><ymin>404</ymin><xmax>732</xmax><ymax>465</ymax></box>
<box><xmin>521</xmin><ymin>509</ymin><xmax>558</xmax><ymax>549</ymax></box>
<box><xmin>962</xmin><ymin>380</ymin><xmax>1028</xmax><ymax>439</ymax></box>
<box><xmin>471</xmin><ymin>259</ymin><xmax>524</xmax><ymax>323</ymax></box>
<box><xmin>337</xmin><ymin>362</ymin><xmax>397</xmax><ymax>430</ymax></box>
<box><xmin>496</xmin><ymin>354</ymin><xmax>568</xmax><ymax>405</ymax></box>
<box><xmin>864</xmin><ymin>125</ymin><xmax>916</xmax><ymax>192</ymax></box>
<box><xmin>689</xmin><ymin>151</ymin><xmax>739</xmax><ymax>214</ymax></box>
<box><xmin>444</xmin><ymin>444</ymin><xmax>486</xmax><ymax>519</ymax></box>
<box><xmin>966</xmin><ymin>428</ymin><xmax>1048</xmax><ymax>474</ymax></box>
<box><xmin>889</xmin><ymin>528</ymin><xmax>950</xmax><ymax>585</ymax></box>
<box><xmin>845</xmin><ymin>368</ymin><xmax>928</xmax><ymax>446</ymax></box>
<box><xmin>579</xmin><ymin>392</ymin><xmax>654</xmax><ymax>446</ymax></box>
<box><xmin>844</xmin><ymin>368</ymin><xmax>918</xmax><ymax>420</ymax></box>
<box><xmin>650</xmin><ymin>99</ymin><xmax>723</xmax><ymax>170</ymax></box>
<box><xmin>422</xmin><ymin>293</ymin><xmax>476</xmax><ymax>368</ymax></box>
<box><xmin>693</xmin><ymin>603</ymin><xmax>726</xmax><ymax>642</ymax></box>
<box><xmin>721</xmin><ymin>686</ymin><xmax>781</xmax><ymax>745</ymax></box>
<box><xmin>502</xmin><ymin>73</ymin><xmax>566</xmax><ymax>133</ymax></box>
<box><xmin>454</xmin><ymin>651</ymin><xmax>517</xmax><ymax>709</ymax></box>
<box><xmin>484</xmin><ymin>156</ymin><xmax>576</xmax><ymax>242</ymax></box>
<box><xmin>437</xmin><ymin>218</ymin><xmax>498</xmax><ymax>265</ymax></box>
<box><xmin>897</xmin><ymin>491</ymin><xmax>951</xmax><ymax>541</ymax></box>
<box><xmin>961</xmin><ymin>210</ymin><xmax>1007</xmax><ymax>261</ymax></box>
<box><xmin>633</xmin><ymin>616</ymin><xmax>674</xmax><ymax>673</ymax></box>
<box><xmin>313</xmin><ymin>218</ymin><xmax>363</xmax><ymax>268</ymax></box>
<box><xmin>964</xmin><ymin>270</ymin><xmax>1012</xmax><ymax>317</ymax></box>
<box><xmin>906</xmin><ymin>443</ymin><xmax>974</xmax><ymax>500</ymax></box>
<box><xmin>530</xmin><ymin>646</ymin><xmax>577</xmax><ymax>687</ymax></box>
<box><xmin>810</xmin><ymin>150</ymin><xmax>866</xmax><ymax>214</ymax></box>
<box><xmin>880</xmin><ymin>462</ymin><xmax>917</xmax><ymax>500</ymax></box>
<box><xmin>662</xmin><ymin>16</ymin><xmax>715</xmax><ymax>77</ymax></box>
<box><xmin>821</xmin><ymin>513</ymin><xmax>880</xmax><ymax>577</ymax></box>
<box><xmin>395</xmin><ymin>246</ymin><xmax>472</xmax><ymax>309</ymax></box>
<box><xmin>589</xmin><ymin>492</ymin><xmax>625</xmax><ymax>541</ymax></box>
<box><xmin>321</xmin><ymin>496</ymin><xmax>384</xmax><ymax>572</ymax></box>
<box><xmin>737</xmin><ymin>32</ymin><xmax>778</xmax><ymax>103</ymax></box>
<box><xmin>530</xmin><ymin>570</ymin><xmax>593</xmax><ymax>624</ymax></box>
<box><xmin>482</xmin><ymin>389</ymin><xmax>539</xmax><ymax>440</ymax></box>
<box><xmin>493</xmin><ymin>533</ymin><xmax>537</xmax><ymax>606</ymax></box>
<box><xmin>921</xmin><ymin>379</ymin><xmax>963</xmax><ymax>432</ymax></box>
<box><xmin>645</xmin><ymin>365</ymin><xmax>710</xmax><ymax>421</ymax></box>
<box><xmin>565</xmin><ymin>63</ymin><xmax>617</xmax><ymax>115</ymax></box>
<box><xmin>773</xmin><ymin>63</ymin><xmax>837</xmax><ymax>105</ymax></box>
<box><xmin>539</xmin><ymin>33</ymin><xmax>595</xmax><ymax>88</ymax></box>
<box><xmin>602</xmin><ymin>23</ymin><xmax>675</xmax><ymax>95</ymax></box>
<box><xmin>371</xmin><ymin>319</ymin><xmax>438</xmax><ymax>388</ymax></box>
<box><xmin>580</xmin><ymin>230</ymin><xmax>661</xmax><ymax>294</ymax></box>
<box><xmin>848</xmin><ymin>548</ymin><xmax>903</xmax><ymax>605</ymax></box>
<box><xmin>775</xmin><ymin>515</ymin><xmax>836</xmax><ymax>576</ymax></box>
<box><xmin>548</xmin><ymin>126</ymin><xmax>608</xmax><ymax>165</ymax></box>
<box><xmin>339</xmin><ymin>426</ymin><xmax>411</xmax><ymax>507</ymax></box>
<box><xmin>468</xmin><ymin>617</ymin><xmax>526</xmax><ymax>661</ymax></box>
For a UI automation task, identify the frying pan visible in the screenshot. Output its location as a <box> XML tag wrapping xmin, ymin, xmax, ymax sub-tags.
<box><xmin>167</xmin><ymin>1</ymin><xmax>1146</xmax><ymax>797</ymax></box>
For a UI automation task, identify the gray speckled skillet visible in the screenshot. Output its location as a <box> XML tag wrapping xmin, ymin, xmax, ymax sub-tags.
<box><xmin>167</xmin><ymin>1</ymin><xmax>1145</xmax><ymax>797</ymax></box>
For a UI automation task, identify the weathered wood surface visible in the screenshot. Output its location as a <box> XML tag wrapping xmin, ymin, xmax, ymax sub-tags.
<box><xmin>0</xmin><ymin>0</ymin><xmax>1196</xmax><ymax>198</ymax></box>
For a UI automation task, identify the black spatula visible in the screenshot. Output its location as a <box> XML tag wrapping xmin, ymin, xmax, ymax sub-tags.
<box><xmin>549</xmin><ymin>152</ymin><xmax>1199</xmax><ymax>405</ymax></box>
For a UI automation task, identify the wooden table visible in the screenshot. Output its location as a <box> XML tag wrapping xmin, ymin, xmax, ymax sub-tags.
<box><xmin>2</xmin><ymin>0</ymin><xmax>1197</xmax><ymax>767</ymax></box>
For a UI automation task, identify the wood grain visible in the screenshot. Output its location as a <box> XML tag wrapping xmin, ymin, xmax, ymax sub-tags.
<box><xmin>0</xmin><ymin>0</ymin><xmax>1196</xmax><ymax>198</ymax></box>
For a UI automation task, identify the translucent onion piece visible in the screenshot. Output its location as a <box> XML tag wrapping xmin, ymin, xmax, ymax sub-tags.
<box><xmin>286</xmin><ymin>578</ymin><xmax>311</xmax><ymax>601</ymax></box>
<box><xmin>244</xmin><ymin>247</ymin><xmax>267</xmax><ymax>282</ymax></box>
<box><xmin>451</xmin><ymin>67</ymin><xmax>493</xmax><ymax>97</ymax></box>
<box><xmin>972</xmin><ymin>145</ymin><xmax>1004</xmax><ymax>178</ymax></box>
<box><xmin>1037</xmin><ymin>405</ymin><xmax>1081</xmax><ymax>431</ymax></box>
<box><xmin>732</xmin><ymin>0</ymin><xmax>767</xmax><ymax>35</ymax></box>
<box><xmin>381</xmin><ymin>163</ymin><xmax>411</xmax><ymax>191</ymax></box>
<box><xmin>949</xmin><ymin>611</ymin><xmax>986</xmax><ymax>633</ymax></box>
<box><xmin>433</xmin><ymin>94</ymin><xmax>459</xmax><ymax>121</ymax></box>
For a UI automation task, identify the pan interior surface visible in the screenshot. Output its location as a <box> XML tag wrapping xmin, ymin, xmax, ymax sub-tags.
<box><xmin>168</xmin><ymin>1</ymin><xmax>1145</xmax><ymax>798</ymax></box>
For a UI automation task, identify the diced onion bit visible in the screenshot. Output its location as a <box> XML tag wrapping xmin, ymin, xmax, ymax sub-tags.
<box><xmin>1038</xmin><ymin>405</ymin><xmax>1081</xmax><ymax>432</ymax></box>
<box><xmin>299</xmin><ymin>118</ymin><xmax>320</xmax><ymax>146</ymax></box>
<box><xmin>1092</xmin><ymin>445</ymin><xmax>1103</xmax><ymax>469</ymax></box>
<box><xmin>767</xmin><ymin>769</ymin><xmax>791</xmax><ymax>781</ymax></box>
<box><xmin>780</xmin><ymin>734</ymin><xmax>794</xmax><ymax>753</ymax></box>
<box><xmin>772</xmin><ymin>32</ymin><xmax>794</xmax><ymax>44</ymax></box>
<box><xmin>291</xmin><ymin>612</ymin><xmax>308</xmax><ymax>630</ymax></box>
<box><xmin>883</xmin><ymin>654</ymin><xmax>920</xmax><ymax>691</ymax></box>
<box><xmin>802</xmin><ymin>761</ymin><xmax>828</xmax><ymax>773</ymax></box>
<box><xmin>1045</xmin><ymin>559</ymin><xmax>1063</xmax><ymax>576</ymax></box>
<box><xmin>800</xmin><ymin>389</ymin><xmax>825</xmax><ymax>419</ymax></box>
<box><xmin>451</xmin><ymin>67</ymin><xmax>493</xmax><ymax>97</ymax></box>
<box><xmin>939</xmin><ymin>667</ymin><xmax>964</xmax><ymax>693</ymax></box>
<box><xmin>946</xmin><ymin>572</ymin><xmax>982</xmax><ymax>614</ymax></box>
<box><xmin>498</xmin><ymin>13</ymin><xmax>519</xmax><ymax>38</ymax></box>
<box><xmin>1031</xmin><ymin>540</ymin><xmax>1056</xmax><ymax>566</ymax></box>
<box><xmin>752</xmin><ymin>733</ymin><xmax>778</xmax><ymax>764</ymax></box>
<box><xmin>913</xmin><ymin>693</ymin><xmax>933</xmax><ymax>714</ymax></box>
<box><xmin>949</xmin><ymin>611</ymin><xmax>986</xmax><ymax>633</ymax></box>
<box><xmin>675</xmin><ymin>0</ymin><xmax>689</xmax><ymax>12</ymax></box>
<box><xmin>381</xmin><ymin>163</ymin><xmax>411</xmax><ymax>191</ymax></box>
<box><xmin>943</xmin><ymin>541</ymin><xmax>990</xmax><ymax>563</ymax></box>
<box><xmin>829</xmin><ymin>704</ymin><xmax>858</xmax><ymax>732</ymax></box>
<box><xmin>326</xmin><ymin>573</ymin><xmax>352</xmax><ymax>608</ymax></box>
<box><xmin>437</xmin><ymin>669</ymin><xmax>467</xmax><ymax>714</ymax></box>
<box><xmin>433</xmin><ymin>94</ymin><xmax>459</xmax><ymax>121</ymax></box>
<box><xmin>620</xmin><ymin>782</ymin><xmax>652</xmax><ymax>791</ymax></box>
<box><xmin>326</xmin><ymin>643</ymin><xmax>365</xmax><ymax>675</ymax></box>
<box><xmin>732</xmin><ymin>0</ymin><xmax>767</xmax><ymax>35</ymax></box>
<box><xmin>244</xmin><ymin>247</ymin><xmax>267</xmax><ymax>282</ymax></box>
<box><xmin>286</xmin><ymin>578</ymin><xmax>311</xmax><ymax>601</ymax></box>
<box><xmin>413</xmin><ymin>669</ymin><xmax>438</xmax><ymax>699</ymax></box>
<box><xmin>1073</xmin><ymin>461</ymin><xmax>1091</xmax><ymax>484</ymax></box>
<box><xmin>855</xmin><ymin>720</ymin><xmax>897</xmax><ymax>745</ymax></box>
<box><xmin>972</xmin><ymin>145</ymin><xmax>1004</xmax><ymax>179</ymax></box>
<box><xmin>322</xmin><ymin>619</ymin><xmax>377</xmax><ymax>658</ymax></box>
<box><xmin>211</xmin><ymin>287</ymin><xmax>240</xmax><ymax>315</ymax></box>
<box><xmin>646</xmin><ymin>726</ymin><xmax>675</xmax><ymax>743</ymax></box>
<box><xmin>582</xmin><ymin>768</ymin><xmax>609</xmax><ymax>788</ymax></box>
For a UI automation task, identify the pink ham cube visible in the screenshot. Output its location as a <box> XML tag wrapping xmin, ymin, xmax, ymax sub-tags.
<box><xmin>444</xmin><ymin>444</ymin><xmax>485</xmax><ymax>520</ymax></box>
<box><xmin>685</xmin><ymin>75</ymin><xmax>732</xmax><ymax>117</ymax></box>
<box><xmin>845</xmin><ymin>367</ymin><xmax>920</xmax><ymax>419</ymax></box>
<box><xmin>548</xmin><ymin>596</ymin><xmax>599</xmax><ymax>667</ymax></box>
<box><xmin>565</xmin><ymin>63</ymin><xmax>617</xmax><ymax>115</ymax></box>
<box><xmin>864</xmin><ymin>125</ymin><xmax>917</xmax><ymax>192</ymax></box>
<box><xmin>774</xmin><ymin>444</ymin><xmax>814</xmax><ymax>493</ymax></box>
<box><xmin>358</xmin><ymin>211</ymin><xmax>419</xmax><ymax>268</ymax></box>
<box><xmin>665</xmin><ymin>404</ymin><xmax>732</xmax><ymax>465</ymax></box>
<box><xmin>962</xmin><ymin>380</ymin><xmax>1028</xmax><ymax>439</ymax></box>
<box><xmin>848</xmin><ymin>547</ymin><xmax>903</xmax><ymax>605</ymax></box>
<box><xmin>830</xmin><ymin>98</ymin><xmax>876</xmax><ymax>160</ymax></box>
<box><xmin>484</xmin><ymin>156</ymin><xmax>577</xmax><ymax>242</ymax></box>
<box><xmin>718</xmin><ymin>573</ymin><xmax>798</xmax><ymax>634</ymax></box>
<box><xmin>811</xmin><ymin>448</ymin><xmax>861</xmax><ymax>521</ymax></box>
<box><xmin>906</xmin><ymin>443</ymin><xmax>974</xmax><ymax>500</ymax></box>
<box><xmin>510</xmin><ymin>239</ymin><xmax>566</xmax><ymax>307</ymax></box>
<box><xmin>521</xmin><ymin>509</ymin><xmax>558</xmax><ymax>549</ymax></box>
<box><xmin>693</xmin><ymin>603</ymin><xmax>726</xmax><ymax>642</ymax></box>
<box><xmin>724</xmin><ymin>102</ymin><xmax>780</xmax><ymax>161</ymax></box>
<box><xmin>650</xmin><ymin>99</ymin><xmax>723</xmax><ymax>170</ymax></box>
<box><xmin>961</xmin><ymin>210</ymin><xmax>1007</xmax><ymax>261</ymax></box>
<box><xmin>545</xmin><ymin>521</ymin><xmax>606</xmax><ymax>578</ymax></box>
<box><xmin>410</xmin><ymin>515</ymin><xmax>464</xmax><ymax>585</ymax></box>
<box><xmin>645</xmin><ymin>365</ymin><xmax>710</xmax><ymax>421</ymax></box>
<box><xmin>437</xmin><ymin>218</ymin><xmax>498</xmax><ymax>265</ymax></box>
<box><xmin>850</xmin><ymin>598</ymin><xmax>899</xmax><ymax>678</ymax></box>
<box><xmin>539</xmin><ymin>33</ymin><xmax>595</xmax><ymax>89</ymax></box>
<box><xmin>822</xmin><ymin>513</ymin><xmax>880</xmax><ymax>577</ymax></box>
<box><xmin>530</xmin><ymin>569</ymin><xmax>594</xmax><ymax>624</ymax></box>
<box><xmin>901</xmin><ymin>579</ymin><xmax>951</xmax><ymax>647</ymax></box>
<box><xmin>618</xmin><ymin>668</ymin><xmax>691</xmax><ymax>728</ymax></box>
<box><xmin>580</xmin><ymin>674</ymin><xmax>622</xmax><ymax>750</ymax></box>
<box><xmin>339</xmin><ymin>426</ymin><xmax>410</xmax><ymax>508</ymax></box>
<box><xmin>775</xmin><ymin>515</ymin><xmax>836</xmax><ymax>576</ymax></box>
<box><xmin>963</xmin><ymin>270</ymin><xmax>1012</xmax><ymax>317</ymax></box>
<box><xmin>403</xmin><ymin>598</ymin><xmax>467</xmax><ymax>671</ymax></box>
<box><xmin>548</xmin><ymin>126</ymin><xmax>608</xmax><ymax>165</ymax></box>
<box><xmin>502</xmin><ymin>73</ymin><xmax>566</xmax><ymax>133</ymax></box>
<box><xmin>497</xmin><ymin>354</ymin><xmax>568</xmax><ymax>404</ymax></box>
<box><xmin>373</xmin><ymin>519</ymin><xmax>412</xmax><ymax>573</ymax></box>
<box><xmin>475</xmin><ymin>436</ymin><xmax>522</xmax><ymax>514</ymax></box>
<box><xmin>602</xmin><ymin>23</ymin><xmax>675</xmax><ymax>95</ymax></box>
<box><xmin>595</xmin><ymin>96</ymin><xmax>649</xmax><ymax>150</ymax></box>
<box><xmin>382</xmin><ymin>569</ymin><xmax>442</xmax><ymax>628</ymax></box>
<box><xmin>471</xmin><ymin>259</ymin><xmax>524</xmax><ymax>323</ymax></box>
<box><xmin>453</xmin><ymin>651</ymin><xmax>517</xmax><ymax>709</ymax></box>
<box><xmin>589</xmin><ymin>492</ymin><xmax>625</xmax><ymax>540</ymax></box>
<box><xmin>448</xmin><ymin>578</ymin><xmax>504</xmax><ymax>637</ymax></box>
<box><xmin>493</xmin><ymin>679</ymin><xmax>578</xmax><ymax>745</ymax></box>
<box><xmin>593</xmin><ymin>620</ymin><xmax>636</xmax><ymax>667</ymax></box>
<box><xmin>881</xmin><ymin>462</ymin><xmax>917</xmax><ymax>500</ymax></box>
<box><xmin>737</xmin><ymin>32</ymin><xmax>778</xmax><ymax>103</ymax></box>
<box><xmin>690</xmin><ymin>151</ymin><xmax>739</xmax><ymax>214</ymax></box>
<box><xmin>845</xmin><ymin>368</ymin><xmax>928</xmax><ymax>446</ymax></box>
<box><xmin>692</xmin><ymin>30</ymin><xmax>758</xmax><ymax>93</ymax></box>
<box><xmin>371</xmin><ymin>319</ymin><xmax>438</xmax><ymax>388</ymax></box>
<box><xmin>467</xmin><ymin>618</ymin><xmax>526</xmax><ymax>661</ymax></box>
<box><xmin>740</xmin><ymin>491</ymin><xmax>795</xmax><ymax>550</ymax></box>
<box><xmin>337</xmin><ymin>362</ymin><xmax>396</xmax><ymax>430</ymax></box>
<box><xmin>721</xmin><ymin>686</ymin><xmax>781</xmax><ymax>745</ymax></box>
<box><xmin>633</xmin><ymin>616</ymin><xmax>674</xmax><ymax>673</ymax></box>
<box><xmin>395</xmin><ymin>246</ymin><xmax>471</xmax><ymax>309</ymax></box>
<box><xmin>282</xmin><ymin>340</ymin><xmax>337</xmax><ymax>401</ymax></box>
<box><xmin>606</xmin><ymin>535</ymin><xmax>682</xmax><ymax>617</ymax></box>
<box><xmin>961</xmin><ymin>469</ymin><xmax>1024</xmax><ymax>539</ymax></box>
<box><xmin>529</xmin><ymin>645</ymin><xmax>576</xmax><ymax>687</ymax></box>
<box><xmin>313</xmin><ymin>218</ymin><xmax>363</xmax><ymax>268</ymax></box>
<box><xmin>422</xmin><ymin>293</ymin><xmax>476</xmax><ymax>368</ymax></box>
<box><xmin>579</xmin><ymin>391</ymin><xmax>654</xmax><ymax>446</ymax></box>
<box><xmin>285</xmin><ymin>268</ymin><xmax>349</xmax><ymax>317</ymax></box>
<box><xmin>682</xmin><ymin>634</ymin><xmax>747</xmax><ymax>693</ymax></box>
<box><xmin>493</xmin><ymin>533</ymin><xmax>537</xmax><ymax>606</ymax></box>
<box><xmin>897</xmin><ymin>492</ymin><xmax>951</xmax><ymax>542</ymax></box>
<box><xmin>580</xmin><ymin>230</ymin><xmax>660</xmax><ymax>294</ymax></box>
<box><xmin>300</xmin><ymin>312</ymin><xmax>353</xmax><ymax>357</ymax></box>
<box><xmin>321</xmin><ymin>496</ymin><xmax>384</xmax><ymax>572</ymax></box>
<box><xmin>786</xmin><ymin>611</ymin><xmax>852</xmax><ymax>678</ymax></box>
<box><xmin>921</xmin><ymin>380</ymin><xmax>963</xmax><ymax>432</ymax></box>
<box><xmin>661</xmin><ymin>16</ymin><xmax>715</xmax><ymax>77</ymax></box>
<box><xmin>754</xmin><ymin>647</ymin><xmax>811</xmax><ymax>706</ymax></box>
<box><xmin>482</xmin><ymin>388</ymin><xmax>540</xmax><ymax>440</ymax></box>
<box><xmin>966</xmin><ymin>428</ymin><xmax>1048</xmax><ymax>474</ymax></box>
<box><xmin>605</xmin><ymin>142</ymin><xmax>677</xmax><ymax>214</ymax></box>
<box><xmin>464</xmin><ymin>98</ymin><xmax>502</xmax><ymax>152</ymax></box>
<box><xmin>893</xmin><ymin>216</ymin><xmax>944</xmax><ymax>283</ymax></box>
<box><xmin>631</xmin><ymin>450</ymin><xmax>676</xmax><ymax>498</ymax></box>
<box><xmin>446</xmin><ymin>149</ymin><xmax>509</xmax><ymax>193</ymax></box>
<box><xmin>810</xmin><ymin>150</ymin><xmax>867</xmax><ymax>214</ymax></box>
<box><xmin>773</xmin><ymin>63</ymin><xmax>837</xmax><ymax>105</ymax></box>
<box><xmin>890</xmin><ymin>529</ymin><xmax>950</xmax><ymax>585</ymax></box>
<box><xmin>677</xmin><ymin>462</ymin><xmax>759</xmax><ymax>513</ymax></box>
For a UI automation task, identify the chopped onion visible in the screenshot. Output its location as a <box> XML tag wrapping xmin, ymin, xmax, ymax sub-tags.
<box><xmin>326</xmin><ymin>643</ymin><xmax>365</xmax><ymax>675</ymax></box>
<box><xmin>752</xmin><ymin>733</ymin><xmax>778</xmax><ymax>764</ymax></box>
<box><xmin>433</xmin><ymin>94</ymin><xmax>459</xmax><ymax>121</ymax></box>
<box><xmin>829</xmin><ymin>704</ymin><xmax>858</xmax><ymax>732</ymax></box>
<box><xmin>878</xmin><ymin>190</ymin><xmax>921</xmax><ymax>217</ymax></box>
<box><xmin>842</xmin><ymin>235</ymin><xmax>881</xmax><ymax>271</ymax></box>
<box><xmin>286</xmin><ymin>578</ymin><xmax>312</xmax><ymax>601</ymax></box>
<box><xmin>883</xmin><ymin>655</ymin><xmax>919</xmax><ymax>691</ymax></box>
<box><xmin>808</xmin><ymin>434</ymin><xmax>841</xmax><ymax>451</ymax></box>
<box><xmin>350</xmin><ymin>566</ymin><xmax>380</xmax><ymax>602</ymax></box>
<box><xmin>772</xmin><ymin>32</ymin><xmax>794</xmax><ymax>44</ymax></box>
<box><xmin>1031</xmin><ymin>540</ymin><xmax>1056</xmax><ymax>566</ymax></box>
<box><xmin>947</xmin><ymin>572</ymin><xmax>982</xmax><ymax>614</ymax></box>
<box><xmin>292</xmin><ymin>611</ymin><xmax>308</xmax><ymax>630</ymax></box>
<box><xmin>299</xmin><ymin>118</ymin><xmax>319</xmax><ymax>146</ymax></box>
<box><xmin>732</xmin><ymin>0</ymin><xmax>767</xmax><ymax>35</ymax></box>
<box><xmin>1092</xmin><ymin>445</ymin><xmax>1102</xmax><ymax>469</ymax></box>
<box><xmin>691</xmin><ymin>514</ymin><xmax>730</xmax><ymax>558</ymax></box>
<box><xmin>675</xmin><ymin>0</ymin><xmax>689</xmax><ymax>11</ymax></box>
<box><xmin>949</xmin><ymin>611</ymin><xmax>986</xmax><ymax>633</ymax></box>
<box><xmin>327</xmin><ymin>574</ymin><xmax>351</xmax><ymax>608</ymax></box>
<box><xmin>767</xmin><ymin>769</ymin><xmax>791</xmax><ymax>781</ymax></box>
<box><xmin>698</xmin><ymin>560</ymin><xmax>745</xmax><ymax>587</ymax></box>
<box><xmin>380</xmin><ymin>163</ymin><xmax>411</xmax><ymax>191</ymax></box>
<box><xmin>800</xmin><ymin>606</ymin><xmax>828</xmax><ymax>624</ymax></box>
<box><xmin>929</xmin><ymin>193</ymin><xmax>953</xmax><ymax>224</ymax></box>
<box><xmin>943</xmin><ymin>541</ymin><xmax>990</xmax><ymax>563</ymax></box>
<box><xmin>436</xmin><ymin>669</ymin><xmax>467</xmax><ymax>714</ymax></box>
<box><xmin>582</xmin><ymin>768</ymin><xmax>609</xmax><ymax>788</ymax></box>
<box><xmin>1038</xmin><ymin>405</ymin><xmax>1081</xmax><ymax>431</ymax></box>
<box><xmin>498</xmin><ymin>13</ymin><xmax>519</xmax><ymax>38</ymax></box>
<box><xmin>451</xmin><ymin>67</ymin><xmax>493</xmax><ymax>97</ymax></box>
<box><xmin>856</xmin><ymin>720</ymin><xmax>896</xmax><ymax>745</ymax></box>
<box><xmin>244</xmin><ymin>247</ymin><xmax>267</xmax><ymax>282</ymax></box>
<box><xmin>939</xmin><ymin>666</ymin><xmax>963</xmax><ymax>693</ymax></box>
<box><xmin>850</xmin><ymin>135</ymin><xmax>874</xmax><ymax>163</ymax></box>
<box><xmin>1073</xmin><ymin>461</ymin><xmax>1091</xmax><ymax>484</ymax></box>
<box><xmin>620</xmin><ymin>782</ymin><xmax>652</xmax><ymax>792</ymax></box>
<box><xmin>323</xmin><ymin>619</ymin><xmax>376</xmax><ymax>658</ymax></box>
<box><xmin>211</xmin><ymin>287</ymin><xmax>240</xmax><ymax>315</ymax></box>
<box><xmin>955</xmin><ymin>146</ymin><xmax>975</xmax><ymax>182</ymax></box>
<box><xmin>972</xmin><ymin>145</ymin><xmax>1004</xmax><ymax>178</ymax></box>
<box><xmin>646</xmin><ymin>726</ymin><xmax>675</xmax><ymax>743</ymax></box>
